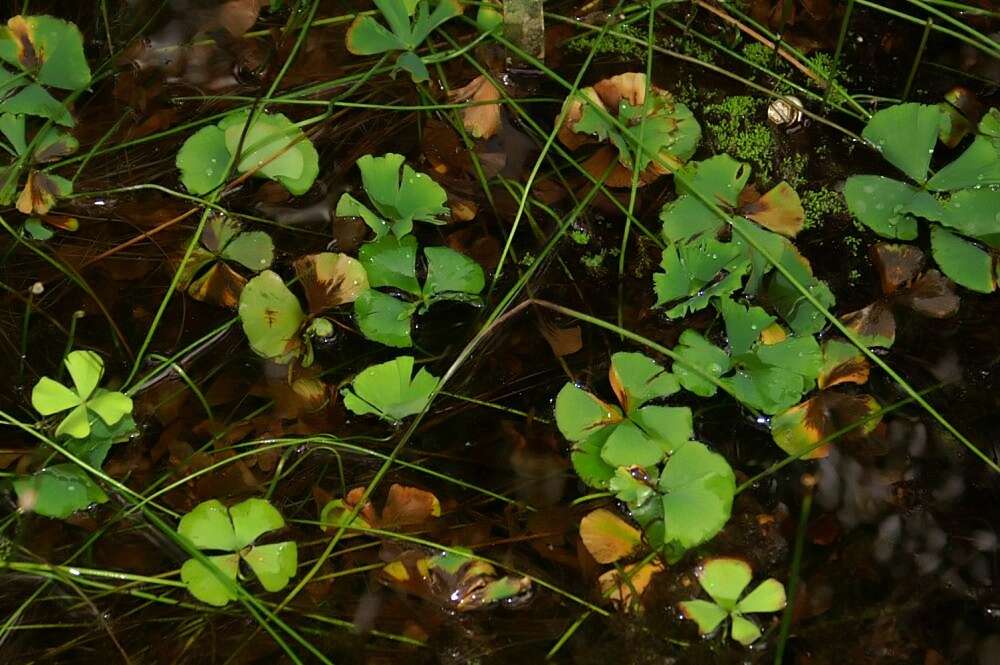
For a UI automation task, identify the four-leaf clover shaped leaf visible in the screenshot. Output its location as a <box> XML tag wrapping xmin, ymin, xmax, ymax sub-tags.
<box><xmin>353</xmin><ymin>234</ymin><xmax>484</xmax><ymax>347</ymax></box>
<box><xmin>177</xmin><ymin>214</ymin><xmax>274</xmax><ymax>308</ymax></box>
<box><xmin>31</xmin><ymin>350</ymin><xmax>133</xmax><ymax>439</ymax></box>
<box><xmin>679</xmin><ymin>557</ymin><xmax>786</xmax><ymax>646</ymax></box>
<box><xmin>178</xmin><ymin>498</ymin><xmax>298</xmax><ymax>607</ymax></box>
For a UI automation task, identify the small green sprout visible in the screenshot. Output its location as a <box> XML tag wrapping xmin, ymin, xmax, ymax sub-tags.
<box><xmin>31</xmin><ymin>350</ymin><xmax>132</xmax><ymax>440</ymax></box>
<box><xmin>679</xmin><ymin>557</ymin><xmax>786</xmax><ymax>646</ymax></box>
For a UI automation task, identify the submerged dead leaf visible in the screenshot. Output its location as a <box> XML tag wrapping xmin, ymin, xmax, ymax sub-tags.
<box><xmin>899</xmin><ymin>270</ymin><xmax>959</xmax><ymax>319</ymax></box>
<box><xmin>381</xmin><ymin>484</ymin><xmax>442</xmax><ymax>527</ymax></box>
<box><xmin>872</xmin><ymin>243</ymin><xmax>924</xmax><ymax>295</ymax></box>
<box><xmin>772</xmin><ymin>392</ymin><xmax>881</xmax><ymax>459</ymax></box>
<box><xmin>841</xmin><ymin>301</ymin><xmax>895</xmax><ymax>348</ymax></box>
<box><xmin>539</xmin><ymin>316</ymin><xmax>583</xmax><ymax>358</ymax></box>
<box><xmin>598</xmin><ymin>560</ymin><xmax>664</xmax><ymax>612</ymax></box>
<box><xmin>448</xmin><ymin>75</ymin><xmax>502</xmax><ymax>140</ymax></box>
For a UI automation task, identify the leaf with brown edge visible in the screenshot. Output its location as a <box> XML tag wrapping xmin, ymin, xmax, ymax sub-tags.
<box><xmin>818</xmin><ymin>339</ymin><xmax>870</xmax><ymax>389</ymax></box>
<box><xmin>539</xmin><ymin>317</ymin><xmax>582</xmax><ymax>358</ymax></box>
<box><xmin>448</xmin><ymin>75</ymin><xmax>501</xmax><ymax>140</ymax></box>
<box><xmin>872</xmin><ymin>243</ymin><xmax>924</xmax><ymax>295</ymax></box>
<box><xmin>16</xmin><ymin>170</ymin><xmax>70</xmax><ymax>215</ymax></box>
<box><xmin>293</xmin><ymin>252</ymin><xmax>369</xmax><ymax>315</ymax></box>
<box><xmin>381</xmin><ymin>484</ymin><xmax>441</xmax><ymax>527</ymax></box>
<box><xmin>7</xmin><ymin>16</ymin><xmax>38</xmax><ymax>71</ymax></box>
<box><xmin>740</xmin><ymin>181</ymin><xmax>805</xmax><ymax>237</ymax></box>
<box><xmin>899</xmin><ymin>270</ymin><xmax>959</xmax><ymax>319</ymax></box>
<box><xmin>598</xmin><ymin>560</ymin><xmax>664</xmax><ymax>612</ymax></box>
<box><xmin>840</xmin><ymin>300</ymin><xmax>895</xmax><ymax>348</ymax></box>
<box><xmin>189</xmin><ymin>261</ymin><xmax>247</xmax><ymax>309</ymax></box>
<box><xmin>579</xmin><ymin>508</ymin><xmax>642</xmax><ymax>564</ymax></box>
<box><xmin>771</xmin><ymin>392</ymin><xmax>881</xmax><ymax>459</ymax></box>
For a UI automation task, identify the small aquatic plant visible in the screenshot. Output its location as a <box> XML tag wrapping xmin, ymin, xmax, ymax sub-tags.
<box><xmin>178</xmin><ymin>498</ymin><xmax>297</xmax><ymax>606</ymax></box>
<box><xmin>341</xmin><ymin>355</ymin><xmax>439</xmax><ymax>422</ymax></box>
<box><xmin>176</xmin><ymin>110</ymin><xmax>319</xmax><ymax>196</ymax></box>
<box><xmin>556</xmin><ymin>72</ymin><xmax>701</xmax><ymax>187</ymax></box>
<box><xmin>31</xmin><ymin>350</ymin><xmax>132</xmax><ymax>440</ymax></box>
<box><xmin>556</xmin><ymin>352</ymin><xmax>735</xmax><ymax>558</ymax></box>
<box><xmin>177</xmin><ymin>214</ymin><xmax>274</xmax><ymax>308</ymax></box>
<box><xmin>353</xmin><ymin>234</ymin><xmax>485</xmax><ymax>347</ymax></box>
<box><xmin>336</xmin><ymin>152</ymin><xmax>450</xmax><ymax>238</ymax></box>
<box><xmin>0</xmin><ymin>14</ymin><xmax>91</xmax><ymax>214</ymax></box>
<box><xmin>844</xmin><ymin>103</ymin><xmax>1000</xmax><ymax>293</ymax></box>
<box><xmin>346</xmin><ymin>0</ymin><xmax>464</xmax><ymax>82</ymax></box>
<box><xmin>679</xmin><ymin>557</ymin><xmax>786</xmax><ymax>646</ymax></box>
<box><xmin>238</xmin><ymin>252</ymin><xmax>368</xmax><ymax>365</ymax></box>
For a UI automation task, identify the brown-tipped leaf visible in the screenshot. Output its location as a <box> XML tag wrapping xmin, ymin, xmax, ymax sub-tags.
<box><xmin>580</xmin><ymin>508</ymin><xmax>642</xmax><ymax>564</ymax></box>
<box><xmin>741</xmin><ymin>181</ymin><xmax>805</xmax><ymax>237</ymax></box>
<box><xmin>293</xmin><ymin>252</ymin><xmax>369</xmax><ymax>315</ymax></box>
<box><xmin>872</xmin><ymin>243</ymin><xmax>924</xmax><ymax>295</ymax></box>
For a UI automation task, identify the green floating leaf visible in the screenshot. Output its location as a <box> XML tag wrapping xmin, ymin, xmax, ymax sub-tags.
<box><xmin>354</xmin><ymin>288</ymin><xmax>415</xmax><ymax>348</ymax></box>
<box><xmin>930</xmin><ymin>226</ymin><xmax>996</xmax><ymax>294</ymax></box>
<box><xmin>608</xmin><ymin>351</ymin><xmax>679</xmax><ymax>413</ymax></box>
<box><xmin>180</xmin><ymin>555</ymin><xmax>239</xmax><ymax>607</ymax></box>
<box><xmin>423</xmin><ymin>246</ymin><xmax>485</xmax><ymax>300</ymax></box>
<box><xmin>221</xmin><ymin>111</ymin><xmax>318</xmax><ymax>195</ymax></box>
<box><xmin>359</xmin><ymin>234</ymin><xmax>420</xmax><ymax>294</ymax></box>
<box><xmin>238</xmin><ymin>271</ymin><xmax>306</xmax><ymax>363</ymax></box>
<box><xmin>176</xmin><ymin>125</ymin><xmax>230</xmax><ymax>195</ymax></box>
<box><xmin>861</xmin><ymin>103</ymin><xmax>942</xmax><ymax>183</ymax></box>
<box><xmin>0</xmin><ymin>82</ymin><xmax>72</xmax><ymax>126</ymax></box>
<box><xmin>0</xmin><ymin>112</ymin><xmax>26</xmax><ymax>153</ymax></box>
<box><xmin>554</xmin><ymin>383</ymin><xmax>622</xmax><ymax>442</ymax></box>
<box><xmin>30</xmin><ymin>350</ymin><xmax>132</xmax><ymax>439</ymax></box>
<box><xmin>659</xmin><ymin>442</ymin><xmax>735</xmax><ymax>552</ymax></box>
<box><xmin>927</xmin><ymin>137</ymin><xmax>1000</xmax><ymax>191</ymax></box>
<box><xmin>13</xmin><ymin>463</ymin><xmax>107</xmax><ymax>519</ymax></box>
<box><xmin>351</xmin><ymin>153</ymin><xmax>449</xmax><ymax>237</ymax></box>
<box><xmin>64</xmin><ymin>414</ymin><xmax>136</xmax><ymax>468</ymax></box>
<box><xmin>570</xmin><ymin>429</ymin><xmax>616</xmax><ymax>489</ymax></box>
<box><xmin>842</xmin><ymin>175</ymin><xmax>923</xmax><ymax>240</ymax></box>
<box><xmin>341</xmin><ymin>355</ymin><xmax>439</xmax><ymax>422</ymax></box>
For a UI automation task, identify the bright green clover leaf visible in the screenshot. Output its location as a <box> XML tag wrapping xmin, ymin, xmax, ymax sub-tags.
<box><xmin>352</xmin><ymin>235</ymin><xmax>484</xmax><ymax>348</ymax></box>
<box><xmin>555</xmin><ymin>352</ymin><xmax>693</xmax><ymax>493</ymax></box>
<box><xmin>336</xmin><ymin>153</ymin><xmax>450</xmax><ymax>238</ymax></box>
<box><xmin>655</xmin><ymin>155</ymin><xmax>815</xmax><ymax>322</ymax></box>
<box><xmin>679</xmin><ymin>557</ymin><xmax>786</xmax><ymax>646</ymax></box>
<box><xmin>176</xmin><ymin>110</ymin><xmax>318</xmax><ymax>196</ymax></box>
<box><xmin>178</xmin><ymin>215</ymin><xmax>274</xmax><ymax>308</ymax></box>
<box><xmin>31</xmin><ymin>350</ymin><xmax>133</xmax><ymax>439</ymax></box>
<box><xmin>341</xmin><ymin>355</ymin><xmax>439</xmax><ymax>422</ymax></box>
<box><xmin>844</xmin><ymin>102</ymin><xmax>1000</xmax><ymax>288</ymax></box>
<box><xmin>672</xmin><ymin>298</ymin><xmax>821</xmax><ymax>415</ymax></box>
<box><xmin>13</xmin><ymin>464</ymin><xmax>108</xmax><ymax>519</ymax></box>
<box><xmin>239</xmin><ymin>252</ymin><xmax>368</xmax><ymax>365</ymax></box>
<box><xmin>345</xmin><ymin>0</ymin><xmax>464</xmax><ymax>82</ymax></box>
<box><xmin>178</xmin><ymin>498</ymin><xmax>297</xmax><ymax>606</ymax></box>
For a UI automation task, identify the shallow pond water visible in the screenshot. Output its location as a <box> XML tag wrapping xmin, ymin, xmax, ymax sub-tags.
<box><xmin>1</xmin><ymin>1</ymin><xmax>999</xmax><ymax>663</ymax></box>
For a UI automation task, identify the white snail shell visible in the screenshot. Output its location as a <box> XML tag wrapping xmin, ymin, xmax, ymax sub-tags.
<box><xmin>768</xmin><ymin>95</ymin><xmax>805</xmax><ymax>128</ymax></box>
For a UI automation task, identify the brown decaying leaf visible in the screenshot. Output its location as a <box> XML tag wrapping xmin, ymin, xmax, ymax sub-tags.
<box><xmin>216</xmin><ymin>0</ymin><xmax>264</xmax><ymax>38</ymax></box>
<box><xmin>872</xmin><ymin>243</ymin><xmax>924</xmax><ymax>295</ymax></box>
<box><xmin>448</xmin><ymin>75</ymin><xmax>502</xmax><ymax>140</ymax></box>
<box><xmin>189</xmin><ymin>262</ymin><xmax>246</xmax><ymax>308</ymax></box>
<box><xmin>841</xmin><ymin>300</ymin><xmax>895</xmax><ymax>346</ymax></box>
<box><xmin>740</xmin><ymin>181</ymin><xmax>805</xmax><ymax>237</ymax></box>
<box><xmin>16</xmin><ymin>171</ymin><xmax>60</xmax><ymax>215</ymax></box>
<box><xmin>899</xmin><ymin>270</ymin><xmax>959</xmax><ymax>319</ymax></box>
<box><xmin>579</xmin><ymin>508</ymin><xmax>642</xmax><ymax>564</ymax></box>
<box><xmin>293</xmin><ymin>252</ymin><xmax>368</xmax><ymax>314</ymax></box>
<box><xmin>8</xmin><ymin>16</ymin><xmax>38</xmax><ymax>70</ymax></box>
<box><xmin>802</xmin><ymin>392</ymin><xmax>881</xmax><ymax>445</ymax></box>
<box><xmin>539</xmin><ymin>316</ymin><xmax>582</xmax><ymax>358</ymax></box>
<box><xmin>597</xmin><ymin>560</ymin><xmax>664</xmax><ymax>612</ymax></box>
<box><xmin>819</xmin><ymin>356</ymin><xmax>869</xmax><ymax>390</ymax></box>
<box><xmin>381</xmin><ymin>484</ymin><xmax>442</xmax><ymax>527</ymax></box>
